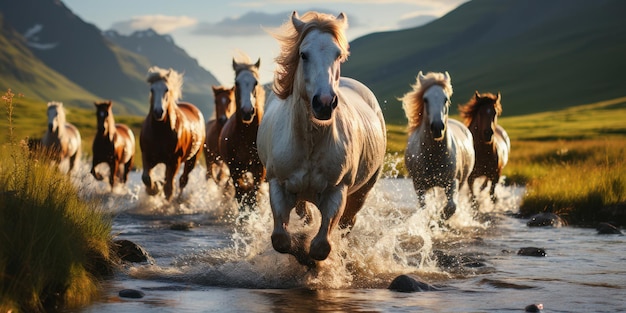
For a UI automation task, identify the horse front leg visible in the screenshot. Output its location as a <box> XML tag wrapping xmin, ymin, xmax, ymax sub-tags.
<box><xmin>443</xmin><ymin>179</ymin><xmax>459</xmax><ymax>220</ymax></box>
<box><xmin>108</xmin><ymin>160</ymin><xmax>118</xmax><ymax>191</ymax></box>
<box><xmin>269</xmin><ymin>179</ymin><xmax>296</xmax><ymax>254</ymax></box>
<box><xmin>468</xmin><ymin>173</ymin><xmax>479</xmax><ymax>210</ymax></box>
<box><xmin>121</xmin><ymin>156</ymin><xmax>133</xmax><ymax>184</ymax></box>
<box><xmin>141</xmin><ymin>160</ymin><xmax>160</xmax><ymax>196</ymax></box>
<box><xmin>310</xmin><ymin>185</ymin><xmax>347</xmax><ymax>261</ymax></box>
<box><xmin>164</xmin><ymin>160</ymin><xmax>181</xmax><ymax>201</ymax></box>
<box><xmin>179</xmin><ymin>154</ymin><xmax>198</xmax><ymax>198</ymax></box>
<box><xmin>91</xmin><ymin>161</ymin><xmax>103</xmax><ymax>181</ymax></box>
<box><xmin>489</xmin><ymin>176</ymin><xmax>498</xmax><ymax>206</ymax></box>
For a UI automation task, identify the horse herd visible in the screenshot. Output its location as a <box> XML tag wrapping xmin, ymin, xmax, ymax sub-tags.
<box><xmin>39</xmin><ymin>11</ymin><xmax>510</xmax><ymax>266</ymax></box>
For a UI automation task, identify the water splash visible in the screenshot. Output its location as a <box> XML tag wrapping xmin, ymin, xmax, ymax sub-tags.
<box><xmin>71</xmin><ymin>159</ymin><xmax>522</xmax><ymax>289</ymax></box>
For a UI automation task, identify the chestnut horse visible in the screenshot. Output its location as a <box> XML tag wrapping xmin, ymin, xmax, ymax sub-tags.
<box><xmin>401</xmin><ymin>71</ymin><xmax>475</xmax><ymax>220</ymax></box>
<box><xmin>140</xmin><ymin>67</ymin><xmax>206</xmax><ymax>200</ymax></box>
<box><xmin>459</xmin><ymin>91</ymin><xmax>511</xmax><ymax>209</ymax></box>
<box><xmin>204</xmin><ymin>85</ymin><xmax>235</xmax><ymax>185</ymax></box>
<box><xmin>219</xmin><ymin>56</ymin><xmax>265</xmax><ymax>209</ymax></box>
<box><xmin>42</xmin><ymin>101</ymin><xmax>82</xmax><ymax>173</ymax></box>
<box><xmin>91</xmin><ymin>100</ymin><xmax>136</xmax><ymax>191</ymax></box>
<box><xmin>257</xmin><ymin>12</ymin><xmax>386</xmax><ymax>265</ymax></box>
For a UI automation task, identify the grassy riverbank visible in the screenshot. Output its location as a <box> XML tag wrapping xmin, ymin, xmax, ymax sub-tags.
<box><xmin>1</xmin><ymin>90</ymin><xmax>114</xmax><ymax>312</ymax></box>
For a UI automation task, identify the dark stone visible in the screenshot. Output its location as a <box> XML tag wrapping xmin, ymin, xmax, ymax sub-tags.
<box><xmin>113</xmin><ymin>239</ymin><xmax>153</xmax><ymax>263</ymax></box>
<box><xmin>119</xmin><ymin>289</ymin><xmax>145</xmax><ymax>299</ymax></box>
<box><xmin>170</xmin><ymin>222</ymin><xmax>194</xmax><ymax>231</ymax></box>
<box><xmin>596</xmin><ymin>222</ymin><xmax>622</xmax><ymax>235</ymax></box>
<box><xmin>388</xmin><ymin>274</ymin><xmax>438</xmax><ymax>292</ymax></box>
<box><xmin>527</xmin><ymin>212</ymin><xmax>564</xmax><ymax>227</ymax></box>
<box><xmin>525</xmin><ymin>303</ymin><xmax>543</xmax><ymax>312</ymax></box>
<box><xmin>517</xmin><ymin>247</ymin><xmax>546</xmax><ymax>257</ymax></box>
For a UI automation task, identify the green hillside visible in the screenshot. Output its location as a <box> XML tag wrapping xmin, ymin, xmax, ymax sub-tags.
<box><xmin>343</xmin><ymin>0</ymin><xmax>626</xmax><ymax>124</ymax></box>
<box><xmin>0</xmin><ymin>15</ymin><xmax>98</xmax><ymax>110</ymax></box>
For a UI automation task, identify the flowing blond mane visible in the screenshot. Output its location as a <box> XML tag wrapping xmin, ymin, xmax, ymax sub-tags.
<box><xmin>271</xmin><ymin>11</ymin><xmax>350</xmax><ymax>100</ymax></box>
<box><xmin>400</xmin><ymin>72</ymin><xmax>453</xmax><ymax>133</ymax></box>
<box><xmin>458</xmin><ymin>91</ymin><xmax>502</xmax><ymax>127</ymax></box>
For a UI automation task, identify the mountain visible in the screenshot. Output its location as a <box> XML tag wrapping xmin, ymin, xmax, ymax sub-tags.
<box><xmin>342</xmin><ymin>0</ymin><xmax>626</xmax><ymax>124</ymax></box>
<box><xmin>0</xmin><ymin>0</ymin><xmax>218</xmax><ymax>117</ymax></box>
<box><xmin>0</xmin><ymin>13</ymin><xmax>98</xmax><ymax>108</ymax></box>
<box><xmin>104</xmin><ymin>29</ymin><xmax>220</xmax><ymax>117</ymax></box>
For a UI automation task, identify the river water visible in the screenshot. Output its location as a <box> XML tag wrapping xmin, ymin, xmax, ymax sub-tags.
<box><xmin>66</xmin><ymin>163</ymin><xmax>625</xmax><ymax>313</ymax></box>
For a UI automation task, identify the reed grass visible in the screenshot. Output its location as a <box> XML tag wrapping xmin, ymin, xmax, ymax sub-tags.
<box><xmin>0</xmin><ymin>89</ymin><xmax>114</xmax><ymax>312</ymax></box>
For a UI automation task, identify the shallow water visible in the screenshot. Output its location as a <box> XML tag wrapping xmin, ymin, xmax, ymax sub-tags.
<box><xmin>66</xmin><ymin>163</ymin><xmax>625</xmax><ymax>313</ymax></box>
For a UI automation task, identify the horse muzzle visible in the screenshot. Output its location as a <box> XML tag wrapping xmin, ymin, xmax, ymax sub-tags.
<box><xmin>241</xmin><ymin>107</ymin><xmax>256</xmax><ymax>124</ymax></box>
<box><xmin>311</xmin><ymin>94</ymin><xmax>338</xmax><ymax>121</ymax></box>
<box><xmin>483</xmin><ymin>129</ymin><xmax>494</xmax><ymax>143</ymax></box>
<box><xmin>152</xmin><ymin>108</ymin><xmax>166</xmax><ymax>121</ymax></box>
<box><xmin>431</xmin><ymin>121</ymin><xmax>446</xmax><ymax>141</ymax></box>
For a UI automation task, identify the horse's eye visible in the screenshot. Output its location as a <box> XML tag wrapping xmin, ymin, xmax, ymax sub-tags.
<box><xmin>300</xmin><ymin>52</ymin><xmax>308</xmax><ymax>61</ymax></box>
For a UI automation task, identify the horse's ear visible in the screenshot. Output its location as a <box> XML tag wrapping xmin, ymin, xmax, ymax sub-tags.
<box><xmin>417</xmin><ymin>71</ymin><xmax>425</xmax><ymax>83</ymax></box>
<box><xmin>444</xmin><ymin>71</ymin><xmax>451</xmax><ymax>83</ymax></box>
<box><xmin>255</xmin><ymin>58</ymin><xmax>261</xmax><ymax>69</ymax></box>
<box><xmin>106</xmin><ymin>100</ymin><xmax>112</xmax><ymax>107</ymax></box>
<box><xmin>336</xmin><ymin>12</ymin><xmax>348</xmax><ymax>28</ymax></box>
<box><xmin>232</xmin><ymin>58</ymin><xmax>238</xmax><ymax>71</ymax></box>
<box><xmin>212</xmin><ymin>85</ymin><xmax>218</xmax><ymax>92</ymax></box>
<box><xmin>496</xmin><ymin>92</ymin><xmax>502</xmax><ymax>102</ymax></box>
<box><xmin>291</xmin><ymin>11</ymin><xmax>305</xmax><ymax>32</ymax></box>
<box><xmin>474</xmin><ymin>90</ymin><xmax>481</xmax><ymax>100</ymax></box>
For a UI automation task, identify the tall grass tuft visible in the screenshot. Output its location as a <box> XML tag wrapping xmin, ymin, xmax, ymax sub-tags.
<box><xmin>0</xmin><ymin>89</ymin><xmax>114</xmax><ymax>312</ymax></box>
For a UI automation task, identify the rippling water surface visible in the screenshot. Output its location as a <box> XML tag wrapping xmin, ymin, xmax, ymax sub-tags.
<box><xmin>66</xmin><ymin>163</ymin><xmax>625</xmax><ymax>313</ymax></box>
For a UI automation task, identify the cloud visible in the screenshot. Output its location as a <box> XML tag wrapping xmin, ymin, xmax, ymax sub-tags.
<box><xmin>190</xmin><ymin>9</ymin><xmax>361</xmax><ymax>37</ymax></box>
<box><xmin>110</xmin><ymin>15</ymin><xmax>197</xmax><ymax>35</ymax></box>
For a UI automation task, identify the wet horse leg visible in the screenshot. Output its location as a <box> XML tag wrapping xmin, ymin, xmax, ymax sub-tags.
<box><xmin>178</xmin><ymin>155</ymin><xmax>198</xmax><ymax>198</ymax></box>
<box><xmin>489</xmin><ymin>175</ymin><xmax>498</xmax><ymax>205</ymax></box>
<box><xmin>108</xmin><ymin>159</ymin><xmax>118</xmax><ymax>191</ymax></box>
<box><xmin>269</xmin><ymin>179</ymin><xmax>296</xmax><ymax>254</ymax></box>
<box><xmin>309</xmin><ymin>185</ymin><xmax>348</xmax><ymax>261</ymax></box>
<box><xmin>141</xmin><ymin>157</ymin><xmax>160</xmax><ymax>196</ymax></box>
<box><xmin>468</xmin><ymin>172</ymin><xmax>479</xmax><ymax>210</ymax></box>
<box><xmin>339</xmin><ymin>168</ymin><xmax>380</xmax><ymax>229</ymax></box>
<box><xmin>442</xmin><ymin>179</ymin><xmax>459</xmax><ymax>220</ymax></box>
<box><xmin>121</xmin><ymin>156</ymin><xmax>133</xmax><ymax>184</ymax></box>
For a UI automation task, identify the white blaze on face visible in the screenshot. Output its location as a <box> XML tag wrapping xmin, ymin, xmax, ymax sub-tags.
<box><xmin>299</xmin><ymin>29</ymin><xmax>341</xmax><ymax>108</ymax></box>
<box><xmin>235</xmin><ymin>70</ymin><xmax>257</xmax><ymax>123</ymax></box>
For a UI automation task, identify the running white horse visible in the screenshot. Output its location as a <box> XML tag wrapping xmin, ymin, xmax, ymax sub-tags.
<box><xmin>401</xmin><ymin>71</ymin><xmax>475</xmax><ymax>220</ymax></box>
<box><xmin>257</xmin><ymin>11</ymin><xmax>386</xmax><ymax>266</ymax></box>
<box><xmin>42</xmin><ymin>101</ymin><xmax>82</xmax><ymax>173</ymax></box>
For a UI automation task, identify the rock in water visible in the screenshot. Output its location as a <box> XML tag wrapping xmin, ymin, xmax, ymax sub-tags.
<box><xmin>388</xmin><ymin>274</ymin><xmax>438</xmax><ymax>292</ymax></box>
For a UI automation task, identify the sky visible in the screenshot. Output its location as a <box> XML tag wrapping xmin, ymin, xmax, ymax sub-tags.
<box><xmin>62</xmin><ymin>0</ymin><xmax>467</xmax><ymax>86</ymax></box>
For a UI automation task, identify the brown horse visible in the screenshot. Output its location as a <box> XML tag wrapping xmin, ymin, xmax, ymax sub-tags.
<box><xmin>140</xmin><ymin>67</ymin><xmax>206</xmax><ymax>200</ymax></box>
<box><xmin>204</xmin><ymin>85</ymin><xmax>235</xmax><ymax>184</ymax></box>
<box><xmin>91</xmin><ymin>100</ymin><xmax>136</xmax><ymax>190</ymax></box>
<box><xmin>42</xmin><ymin>101</ymin><xmax>82</xmax><ymax>173</ymax></box>
<box><xmin>459</xmin><ymin>91</ymin><xmax>511</xmax><ymax>209</ymax></box>
<box><xmin>219</xmin><ymin>55</ymin><xmax>265</xmax><ymax>209</ymax></box>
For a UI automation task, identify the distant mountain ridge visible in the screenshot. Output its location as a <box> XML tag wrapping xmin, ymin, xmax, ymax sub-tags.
<box><xmin>342</xmin><ymin>0</ymin><xmax>626</xmax><ymax>124</ymax></box>
<box><xmin>0</xmin><ymin>0</ymin><xmax>218</xmax><ymax>117</ymax></box>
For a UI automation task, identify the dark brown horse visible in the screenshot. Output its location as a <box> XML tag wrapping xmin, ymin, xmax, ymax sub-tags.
<box><xmin>140</xmin><ymin>67</ymin><xmax>206</xmax><ymax>200</ymax></box>
<box><xmin>42</xmin><ymin>101</ymin><xmax>82</xmax><ymax>173</ymax></box>
<box><xmin>219</xmin><ymin>56</ymin><xmax>265</xmax><ymax>208</ymax></box>
<box><xmin>459</xmin><ymin>91</ymin><xmax>511</xmax><ymax>209</ymax></box>
<box><xmin>91</xmin><ymin>100</ymin><xmax>136</xmax><ymax>190</ymax></box>
<box><xmin>204</xmin><ymin>85</ymin><xmax>235</xmax><ymax>184</ymax></box>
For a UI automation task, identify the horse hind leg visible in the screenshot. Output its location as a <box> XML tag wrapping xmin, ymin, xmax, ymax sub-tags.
<box><xmin>121</xmin><ymin>157</ymin><xmax>133</xmax><ymax>184</ymax></box>
<box><xmin>177</xmin><ymin>156</ymin><xmax>197</xmax><ymax>199</ymax></box>
<box><xmin>339</xmin><ymin>168</ymin><xmax>381</xmax><ymax>230</ymax></box>
<box><xmin>108</xmin><ymin>160</ymin><xmax>118</xmax><ymax>191</ymax></box>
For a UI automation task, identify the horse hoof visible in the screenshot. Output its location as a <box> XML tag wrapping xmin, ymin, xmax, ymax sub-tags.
<box><xmin>442</xmin><ymin>205</ymin><xmax>456</xmax><ymax>220</ymax></box>
<box><xmin>271</xmin><ymin>231</ymin><xmax>291</xmax><ymax>254</ymax></box>
<box><xmin>309</xmin><ymin>238</ymin><xmax>331</xmax><ymax>261</ymax></box>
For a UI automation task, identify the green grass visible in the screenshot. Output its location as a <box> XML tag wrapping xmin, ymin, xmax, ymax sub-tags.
<box><xmin>0</xmin><ymin>90</ymin><xmax>115</xmax><ymax>312</ymax></box>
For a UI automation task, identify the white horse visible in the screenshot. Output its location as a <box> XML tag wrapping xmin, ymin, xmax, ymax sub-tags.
<box><xmin>42</xmin><ymin>101</ymin><xmax>82</xmax><ymax>173</ymax></box>
<box><xmin>257</xmin><ymin>11</ymin><xmax>387</xmax><ymax>265</ymax></box>
<box><xmin>401</xmin><ymin>71</ymin><xmax>475</xmax><ymax>220</ymax></box>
